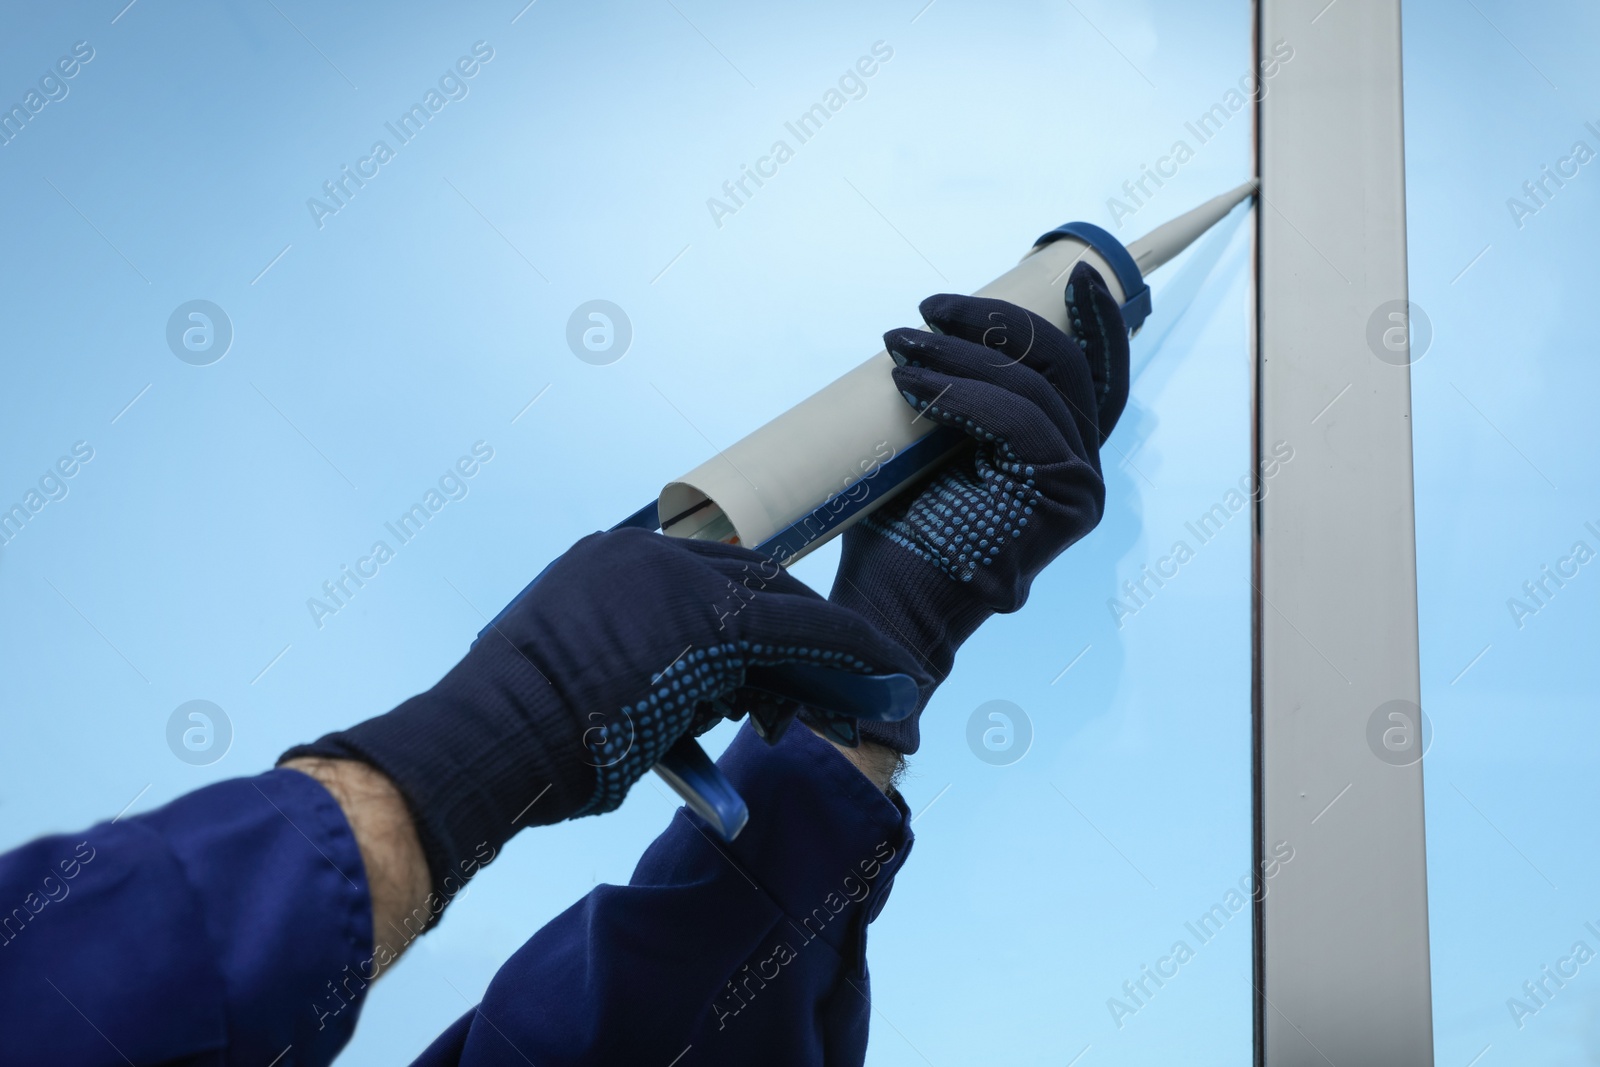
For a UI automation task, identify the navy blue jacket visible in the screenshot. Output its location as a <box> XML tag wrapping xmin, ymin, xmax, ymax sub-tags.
<box><xmin>0</xmin><ymin>724</ymin><xmax>911</xmax><ymax>1065</ymax></box>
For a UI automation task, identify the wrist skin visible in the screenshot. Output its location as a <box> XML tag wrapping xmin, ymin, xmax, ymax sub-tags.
<box><xmin>281</xmin><ymin>731</ymin><xmax>899</xmax><ymax>971</ymax></box>
<box><xmin>280</xmin><ymin>757</ymin><xmax>431</xmax><ymax>973</ymax></box>
<box><xmin>818</xmin><ymin>734</ymin><xmax>903</xmax><ymax>793</ymax></box>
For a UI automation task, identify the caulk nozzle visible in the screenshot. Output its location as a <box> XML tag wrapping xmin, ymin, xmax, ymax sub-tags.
<box><xmin>1126</xmin><ymin>178</ymin><xmax>1259</xmax><ymax>276</ymax></box>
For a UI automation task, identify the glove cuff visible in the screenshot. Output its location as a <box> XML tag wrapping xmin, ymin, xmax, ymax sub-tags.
<box><xmin>280</xmin><ymin>636</ymin><xmax>594</xmax><ymax>924</ymax></box>
<box><xmin>830</xmin><ymin>545</ymin><xmax>992</xmax><ymax>754</ymax></box>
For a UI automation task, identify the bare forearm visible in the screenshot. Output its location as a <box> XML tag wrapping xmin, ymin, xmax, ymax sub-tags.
<box><xmin>281</xmin><ymin>757</ymin><xmax>431</xmax><ymax>972</ymax></box>
<box><xmin>283</xmin><ymin>729</ymin><xmax>897</xmax><ymax>978</ymax></box>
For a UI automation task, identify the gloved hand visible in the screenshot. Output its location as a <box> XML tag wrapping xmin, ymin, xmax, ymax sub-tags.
<box><xmin>829</xmin><ymin>262</ymin><xmax>1130</xmax><ymax>753</ymax></box>
<box><xmin>284</xmin><ymin>527</ymin><xmax>929</xmax><ymax>907</ymax></box>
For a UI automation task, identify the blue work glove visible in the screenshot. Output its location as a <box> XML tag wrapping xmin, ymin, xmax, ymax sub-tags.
<box><xmin>829</xmin><ymin>262</ymin><xmax>1130</xmax><ymax>753</ymax></box>
<box><xmin>284</xmin><ymin>528</ymin><xmax>928</xmax><ymax>911</ymax></box>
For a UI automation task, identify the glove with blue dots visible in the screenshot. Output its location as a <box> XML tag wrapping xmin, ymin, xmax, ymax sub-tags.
<box><xmin>284</xmin><ymin>527</ymin><xmax>928</xmax><ymax>913</ymax></box>
<box><xmin>830</xmin><ymin>262</ymin><xmax>1130</xmax><ymax>753</ymax></box>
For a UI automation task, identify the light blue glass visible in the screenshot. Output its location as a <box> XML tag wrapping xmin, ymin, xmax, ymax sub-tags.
<box><xmin>1404</xmin><ymin>0</ymin><xmax>1600</xmax><ymax>1062</ymax></box>
<box><xmin>0</xmin><ymin>1</ymin><xmax>1255</xmax><ymax>1061</ymax></box>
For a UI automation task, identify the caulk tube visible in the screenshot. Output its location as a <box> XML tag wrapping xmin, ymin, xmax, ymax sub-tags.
<box><xmin>643</xmin><ymin>180</ymin><xmax>1257</xmax><ymax>841</ymax></box>
<box><xmin>657</xmin><ymin>180</ymin><xmax>1257</xmax><ymax>566</ymax></box>
<box><xmin>658</xmin><ymin>225</ymin><xmax>1149</xmax><ymax>566</ymax></box>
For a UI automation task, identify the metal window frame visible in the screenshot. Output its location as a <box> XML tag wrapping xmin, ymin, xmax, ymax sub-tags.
<box><xmin>1252</xmin><ymin>1</ymin><xmax>1435</xmax><ymax>1064</ymax></box>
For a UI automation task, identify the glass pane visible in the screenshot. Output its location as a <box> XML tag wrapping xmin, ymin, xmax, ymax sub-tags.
<box><xmin>0</xmin><ymin>2</ymin><xmax>1255</xmax><ymax>1062</ymax></box>
<box><xmin>1404</xmin><ymin>1</ymin><xmax>1600</xmax><ymax>1062</ymax></box>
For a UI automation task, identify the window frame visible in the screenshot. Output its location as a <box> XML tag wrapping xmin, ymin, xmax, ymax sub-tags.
<box><xmin>1252</xmin><ymin>0</ymin><xmax>1436</xmax><ymax>1062</ymax></box>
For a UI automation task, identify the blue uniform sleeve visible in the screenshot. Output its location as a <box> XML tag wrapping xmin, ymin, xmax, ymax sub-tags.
<box><xmin>412</xmin><ymin>722</ymin><xmax>914</xmax><ymax>1067</ymax></box>
<box><xmin>0</xmin><ymin>768</ymin><xmax>374</xmax><ymax>1067</ymax></box>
